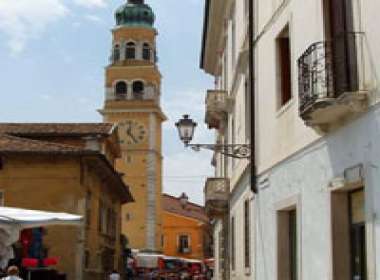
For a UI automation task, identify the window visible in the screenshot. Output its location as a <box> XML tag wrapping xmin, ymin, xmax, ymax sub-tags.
<box><xmin>231</xmin><ymin>216</ymin><xmax>236</xmax><ymax>271</ymax></box>
<box><xmin>223</xmin><ymin>52</ymin><xmax>228</xmax><ymax>90</ymax></box>
<box><xmin>277</xmin><ymin>208</ymin><xmax>298</xmax><ymax>280</ymax></box>
<box><xmin>231</xmin><ymin>116</ymin><xmax>236</xmax><ymax>168</ymax></box>
<box><xmin>276</xmin><ymin>25</ymin><xmax>292</xmax><ymax>107</ymax></box>
<box><xmin>126</xmin><ymin>42</ymin><xmax>136</xmax><ymax>59</ymax></box>
<box><xmin>113</xmin><ymin>45</ymin><xmax>120</xmax><ymax>62</ymax></box>
<box><xmin>133</xmin><ymin>81</ymin><xmax>144</xmax><ymax>99</ymax></box>
<box><xmin>115</xmin><ymin>81</ymin><xmax>127</xmax><ymax>98</ymax></box>
<box><xmin>85</xmin><ymin>192</ymin><xmax>92</xmax><ymax>228</ymax></box>
<box><xmin>178</xmin><ymin>235</ymin><xmax>190</xmax><ymax>253</ymax></box>
<box><xmin>244</xmin><ymin>200</ymin><xmax>251</xmax><ymax>270</ymax></box>
<box><xmin>84</xmin><ymin>250</ymin><xmax>90</xmax><ymax>269</ymax></box>
<box><xmin>245</xmin><ymin>79</ymin><xmax>251</xmax><ymax>141</ymax></box>
<box><xmin>142</xmin><ymin>43</ymin><xmax>151</xmax><ymax>60</ymax></box>
<box><xmin>0</xmin><ymin>191</ymin><xmax>4</xmax><ymax>206</ymax></box>
<box><xmin>98</xmin><ymin>201</ymin><xmax>107</xmax><ymax>235</ymax></box>
<box><xmin>231</xmin><ymin>12</ymin><xmax>236</xmax><ymax>67</ymax></box>
<box><xmin>323</xmin><ymin>0</ymin><xmax>358</xmax><ymax>96</ymax></box>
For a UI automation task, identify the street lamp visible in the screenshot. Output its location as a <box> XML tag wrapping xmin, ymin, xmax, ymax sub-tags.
<box><xmin>175</xmin><ymin>114</ymin><xmax>197</xmax><ymax>145</ymax></box>
<box><xmin>175</xmin><ymin>115</ymin><xmax>251</xmax><ymax>159</ymax></box>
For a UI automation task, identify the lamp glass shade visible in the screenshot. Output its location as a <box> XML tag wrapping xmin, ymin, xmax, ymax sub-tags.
<box><xmin>175</xmin><ymin>115</ymin><xmax>197</xmax><ymax>144</ymax></box>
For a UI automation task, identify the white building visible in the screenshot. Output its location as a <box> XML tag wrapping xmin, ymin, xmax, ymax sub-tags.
<box><xmin>201</xmin><ymin>0</ymin><xmax>380</xmax><ymax>280</ymax></box>
<box><xmin>201</xmin><ymin>0</ymin><xmax>254</xmax><ymax>279</ymax></box>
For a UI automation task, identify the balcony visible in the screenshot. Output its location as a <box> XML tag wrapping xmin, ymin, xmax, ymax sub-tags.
<box><xmin>205</xmin><ymin>90</ymin><xmax>232</xmax><ymax>130</ymax></box>
<box><xmin>204</xmin><ymin>178</ymin><xmax>229</xmax><ymax>218</ymax></box>
<box><xmin>298</xmin><ymin>32</ymin><xmax>371</xmax><ymax>132</ymax></box>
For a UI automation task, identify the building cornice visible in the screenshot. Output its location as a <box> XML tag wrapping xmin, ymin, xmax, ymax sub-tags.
<box><xmin>98</xmin><ymin>108</ymin><xmax>167</xmax><ymax>121</ymax></box>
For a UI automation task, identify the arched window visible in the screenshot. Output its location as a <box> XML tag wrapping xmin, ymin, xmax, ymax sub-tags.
<box><xmin>126</xmin><ymin>42</ymin><xmax>136</xmax><ymax>59</ymax></box>
<box><xmin>113</xmin><ymin>45</ymin><xmax>120</xmax><ymax>62</ymax></box>
<box><xmin>115</xmin><ymin>81</ymin><xmax>127</xmax><ymax>99</ymax></box>
<box><xmin>133</xmin><ymin>81</ymin><xmax>144</xmax><ymax>99</ymax></box>
<box><xmin>142</xmin><ymin>43</ymin><xmax>151</xmax><ymax>61</ymax></box>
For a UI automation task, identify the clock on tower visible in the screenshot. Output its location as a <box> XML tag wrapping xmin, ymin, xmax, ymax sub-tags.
<box><xmin>99</xmin><ymin>0</ymin><xmax>166</xmax><ymax>252</ymax></box>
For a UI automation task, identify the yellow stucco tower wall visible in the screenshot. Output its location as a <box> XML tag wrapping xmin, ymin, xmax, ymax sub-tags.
<box><xmin>100</xmin><ymin>0</ymin><xmax>165</xmax><ymax>251</ymax></box>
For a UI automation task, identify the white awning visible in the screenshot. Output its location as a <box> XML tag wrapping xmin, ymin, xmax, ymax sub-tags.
<box><xmin>0</xmin><ymin>206</ymin><xmax>82</xmax><ymax>269</ymax></box>
<box><xmin>0</xmin><ymin>207</ymin><xmax>82</xmax><ymax>229</ymax></box>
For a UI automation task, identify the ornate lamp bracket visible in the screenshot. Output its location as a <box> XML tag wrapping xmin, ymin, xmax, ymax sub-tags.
<box><xmin>186</xmin><ymin>144</ymin><xmax>251</xmax><ymax>159</ymax></box>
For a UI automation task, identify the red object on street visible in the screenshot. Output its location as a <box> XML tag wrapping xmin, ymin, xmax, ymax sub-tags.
<box><xmin>20</xmin><ymin>229</ymin><xmax>33</xmax><ymax>257</ymax></box>
<box><xmin>22</xmin><ymin>258</ymin><xmax>38</xmax><ymax>268</ymax></box>
<box><xmin>43</xmin><ymin>257</ymin><xmax>59</xmax><ymax>266</ymax></box>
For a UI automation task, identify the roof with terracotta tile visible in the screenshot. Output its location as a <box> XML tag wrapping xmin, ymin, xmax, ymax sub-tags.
<box><xmin>0</xmin><ymin>134</ymin><xmax>133</xmax><ymax>203</ymax></box>
<box><xmin>162</xmin><ymin>193</ymin><xmax>208</xmax><ymax>223</ymax></box>
<box><xmin>0</xmin><ymin>123</ymin><xmax>115</xmax><ymax>137</ymax></box>
<box><xmin>0</xmin><ymin>134</ymin><xmax>92</xmax><ymax>154</ymax></box>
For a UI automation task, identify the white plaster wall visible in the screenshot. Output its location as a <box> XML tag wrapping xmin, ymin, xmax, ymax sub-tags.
<box><xmin>255</xmin><ymin>0</ymin><xmax>380</xmax><ymax>174</ymax></box>
<box><xmin>255</xmin><ymin>102</ymin><xmax>380</xmax><ymax>280</ymax></box>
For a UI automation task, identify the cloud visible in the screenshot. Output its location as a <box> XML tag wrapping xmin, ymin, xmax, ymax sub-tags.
<box><xmin>84</xmin><ymin>14</ymin><xmax>104</xmax><ymax>24</ymax></box>
<box><xmin>0</xmin><ymin>0</ymin><xmax>68</xmax><ymax>54</ymax></box>
<box><xmin>73</xmin><ymin>0</ymin><xmax>107</xmax><ymax>8</ymax></box>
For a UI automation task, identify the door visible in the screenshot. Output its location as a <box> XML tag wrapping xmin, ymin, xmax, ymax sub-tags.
<box><xmin>351</xmin><ymin>224</ymin><xmax>366</xmax><ymax>280</ymax></box>
<box><xmin>324</xmin><ymin>0</ymin><xmax>358</xmax><ymax>96</ymax></box>
<box><xmin>349</xmin><ymin>189</ymin><xmax>366</xmax><ymax>280</ymax></box>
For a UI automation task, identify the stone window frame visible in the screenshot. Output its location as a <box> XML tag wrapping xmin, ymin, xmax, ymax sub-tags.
<box><xmin>274</xmin><ymin>194</ymin><xmax>301</xmax><ymax>280</ymax></box>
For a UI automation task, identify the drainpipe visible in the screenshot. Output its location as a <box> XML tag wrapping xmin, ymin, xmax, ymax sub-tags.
<box><xmin>249</xmin><ymin>0</ymin><xmax>257</xmax><ymax>194</ymax></box>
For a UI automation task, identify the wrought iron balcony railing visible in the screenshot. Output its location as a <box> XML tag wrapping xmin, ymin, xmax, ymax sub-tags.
<box><xmin>298</xmin><ymin>32</ymin><xmax>370</xmax><ymax>130</ymax></box>
<box><xmin>204</xmin><ymin>178</ymin><xmax>229</xmax><ymax>218</ymax></box>
<box><xmin>205</xmin><ymin>90</ymin><xmax>232</xmax><ymax>130</ymax></box>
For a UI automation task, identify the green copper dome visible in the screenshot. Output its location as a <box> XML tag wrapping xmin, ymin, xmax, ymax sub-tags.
<box><xmin>115</xmin><ymin>0</ymin><xmax>155</xmax><ymax>28</ymax></box>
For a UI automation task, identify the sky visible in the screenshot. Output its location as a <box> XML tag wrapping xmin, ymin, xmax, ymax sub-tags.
<box><xmin>0</xmin><ymin>0</ymin><xmax>214</xmax><ymax>205</ymax></box>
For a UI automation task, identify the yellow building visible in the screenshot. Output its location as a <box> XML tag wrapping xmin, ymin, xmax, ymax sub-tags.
<box><xmin>0</xmin><ymin>123</ymin><xmax>133</xmax><ymax>280</ymax></box>
<box><xmin>162</xmin><ymin>194</ymin><xmax>212</xmax><ymax>260</ymax></box>
<box><xmin>99</xmin><ymin>0</ymin><xmax>166</xmax><ymax>252</ymax></box>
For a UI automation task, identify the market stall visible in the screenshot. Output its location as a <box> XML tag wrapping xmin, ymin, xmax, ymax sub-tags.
<box><xmin>0</xmin><ymin>206</ymin><xmax>82</xmax><ymax>278</ymax></box>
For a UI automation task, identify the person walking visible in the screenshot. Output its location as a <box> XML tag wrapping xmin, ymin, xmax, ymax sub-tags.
<box><xmin>109</xmin><ymin>270</ymin><xmax>121</xmax><ymax>280</ymax></box>
<box><xmin>1</xmin><ymin>266</ymin><xmax>23</xmax><ymax>280</ymax></box>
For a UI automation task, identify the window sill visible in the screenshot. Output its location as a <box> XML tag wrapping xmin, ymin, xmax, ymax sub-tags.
<box><xmin>276</xmin><ymin>98</ymin><xmax>294</xmax><ymax>118</ymax></box>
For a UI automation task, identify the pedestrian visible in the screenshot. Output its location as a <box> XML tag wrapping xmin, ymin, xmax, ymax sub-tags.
<box><xmin>109</xmin><ymin>270</ymin><xmax>120</xmax><ymax>280</ymax></box>
<box><xmin>1</xmin><ymin>266</ymin><xmax>23</xmax><ymax>280</ymax></box>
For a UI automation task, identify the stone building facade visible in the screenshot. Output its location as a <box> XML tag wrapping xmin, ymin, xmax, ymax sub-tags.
<box><xmin>200</xmin><ymin>0</ymin><xmax>380</xmax><ymax>280</ymax></box>
<box><xmin>0</xmin><ymin>123</ymin><xmax>133</xmax><ymax>280</ymax></box>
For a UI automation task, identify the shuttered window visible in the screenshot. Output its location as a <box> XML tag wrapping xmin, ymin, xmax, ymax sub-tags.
<box><xmin>244</xmin><ymin>200</ymin><xmax>251</xmax><ymax>269</ymax></box>
<box><xmin>231</xmin><ymin>216</ymin><xmax>236</xmax><ymax>271</ymax></box>
<box><xmin>0</xmin><ymin>191</ymin><xmax>4</xmax><ymax>206</ymax></box>
<box><xmin>277</xmin><ymin>25</ymin><xmax>292</xmax><ymax>107</ymax></box>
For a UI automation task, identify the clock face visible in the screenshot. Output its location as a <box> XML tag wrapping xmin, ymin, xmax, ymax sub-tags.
<box><xmin>121</xmin><ymin>120</ymin><xmax>147</xmax><ymax>145</ymax></box>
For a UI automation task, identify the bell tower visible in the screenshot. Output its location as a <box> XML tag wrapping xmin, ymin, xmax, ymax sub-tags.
<box><xmin>99</xmin><ymin>0</ymin><xmax>165</xmax><ymax>251</ymax></box>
